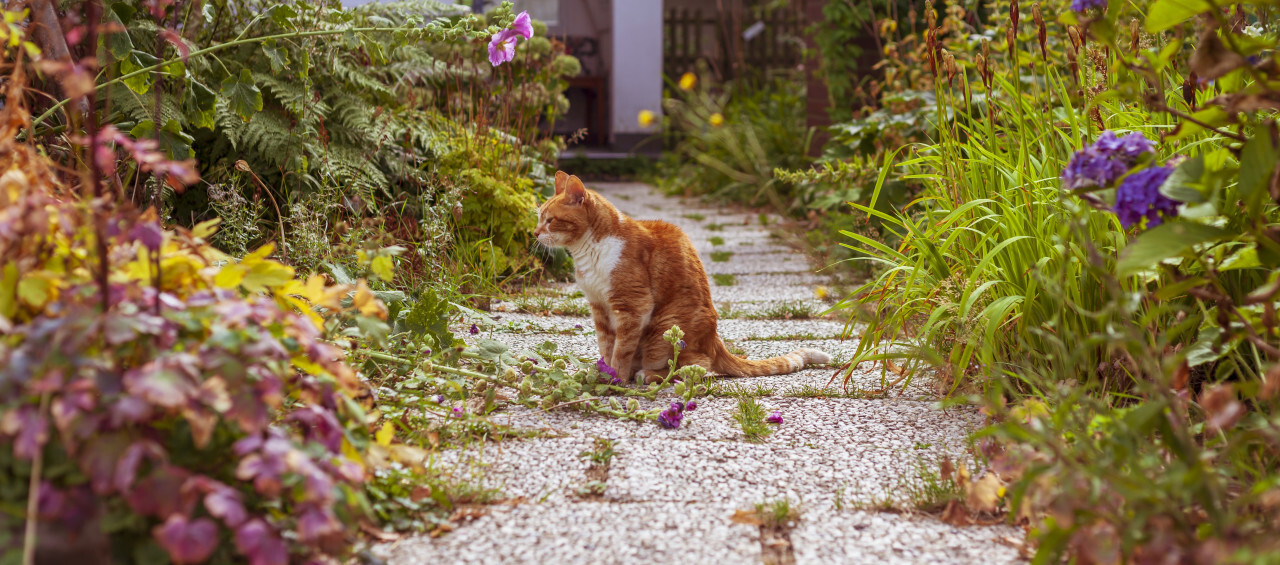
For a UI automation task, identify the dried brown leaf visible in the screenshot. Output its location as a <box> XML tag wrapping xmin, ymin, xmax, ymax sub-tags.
<box><xmin>730</xmin><ymin>508</ymin><xmax>763</xmax><ymax>526</ymax></box>
<box><xmin>1189</xmin><ymin>29</ymin><xmax>1246</xmax><ymax>80</ymax></box>
<box><xmin>939</xmin><ymin>500</ymin><xmax>972</xmax><ymax>526</ymax></box>
<box><xmin>965</xmin><ymin>472</ymin><xmax>1003</xmax><ymax>514</ymax></box>
<box><xmin>1200</xmin><ymin>383</ymin><xmax>1244</xmax><ymax>432</ymax></box>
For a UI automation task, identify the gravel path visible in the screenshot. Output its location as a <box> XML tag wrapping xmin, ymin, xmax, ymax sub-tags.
<box><xmin>377</xmin><ymin>182</ymin><xmax>1025</xmax><ymax>564</ymax></box>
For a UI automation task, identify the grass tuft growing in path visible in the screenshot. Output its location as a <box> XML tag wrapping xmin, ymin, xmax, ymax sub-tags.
<box><xmin>732</xmin><ymin>397</ymin><xmax>774</xmax><ymax>442</ymax></box>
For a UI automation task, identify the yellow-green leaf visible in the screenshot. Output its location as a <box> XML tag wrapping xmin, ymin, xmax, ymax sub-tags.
<box><xmin>192</xmin><ymin>217</ymin><xmax>221</xmax><ymax>240</ymax></box>
<box><xmin>214</xmin><ymin>264</ymin><xmax>247</xmax><ymax>289</ymax></box>
<box><xmin>16</xmin><ymin>277</ymin><xmax>50</xmax><ymax>307</ymax></box>
<box><xmin>370</xmin><ymin>255</ymin><xmax>394</xmax><ymax>282</ymax></box>
<box><xmin>375</xmin><ymin>422</ymin><xmax>395</xmax><ymax>447</ymax></box>
<box><xmin>241</xmin><ymin>261</ymin><xmax>295</xmax><ymax>293</ymax></box>
<box><xmin>1146</xmin><ymin>0</ymin><xmax>1213</xmax><ymax>33</ymax></box>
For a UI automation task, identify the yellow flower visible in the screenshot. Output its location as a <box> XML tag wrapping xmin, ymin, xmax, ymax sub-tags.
<box><xmin>708</xmin><ymin>113</ymin><xmax>724</xmax><ymax>127</ymax></box>
<box><xmin>638</xmin><ymin>109</ymin><xmax>656</xmax><ymax>127</ymax></box>
<box><xmin>678</xmin><ymin>72</ymin><xmax>697</xmax><ymax>91</ymax></box>
<box><xmin>997</xmin><ymin>486</ymin><xmax>1007</xmax><ymax>498</ymax></box>
<box><xmin>814</xmin><ymin>285</ymin><xmax>830</xmax><ymax>300</ymax></box>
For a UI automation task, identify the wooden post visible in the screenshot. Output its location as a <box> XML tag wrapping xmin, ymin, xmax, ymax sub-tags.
<box><xmin>804</xmin><ymin>0</ymin><xmax>830</xmax><ymax>156</ymax></box>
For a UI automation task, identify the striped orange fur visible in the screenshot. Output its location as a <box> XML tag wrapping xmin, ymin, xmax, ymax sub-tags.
<box><xmin>534</xmin><ymin>171</ymin><xmax>831</xmax><ymax>382</ymax></box>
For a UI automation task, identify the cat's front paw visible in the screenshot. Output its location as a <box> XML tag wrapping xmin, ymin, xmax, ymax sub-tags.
<box><xmin>636</xmin><ymin>369</ymin><xmax>665</xmax><ymax>384</ymax></box>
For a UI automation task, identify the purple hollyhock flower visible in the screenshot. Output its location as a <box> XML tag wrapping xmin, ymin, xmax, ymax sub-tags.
<box><xmin>488</xmin><ymin>11</ymin><xmax>533</xmax><ymax>66</ymax></box>
<box><xmin>1113</xmin><ymin>165</ymin><xmax>1180</xmax><ymax>229</ymax></box>
<box><xmin>470</xmin><ymin>323</ymin><xmax>479</xmax><ymax>335</ymax></box>
<box><xmin>597</xmin><ymin>358</ymin><xmax>618</xmax><ymax>379</ymax></box>
<box><xmin>766</xmin><ymin>411</ymin><xmax>783</xmax><ymax>424</ymax></box>
<box><xmin>1071</xmin><ymin>0</ymin><xmax>1106</xmax><ymax>12</ymax></box>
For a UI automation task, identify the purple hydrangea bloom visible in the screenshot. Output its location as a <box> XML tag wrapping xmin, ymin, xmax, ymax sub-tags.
<box><xmin>1062</xmin><ymin>131</ymin><xmax>1155</xmax><ymax>190</ymax></box>
<box><xmin>1113</xmin><ymin>165</ymin><xmax>1180</xmax><ymax>229</ymax></box>
<box><xmin>1094</xmin><ymin>131</ymin><xmax>1155</xmax><ymax>159</ymax></box>
<box><xmin>597</xmin><ymin>358</ymin><xmax>618</xmax><ymax>379</ymax></box>
<box><xmin>1071</xmin><ymin>0</ymin><xmax>1106</xmax><ymax>12</ymax></box>
<box><xmin>766</xmin><ymin>411</ymin><xmax>783</xmax><ymax>424</ymax></box>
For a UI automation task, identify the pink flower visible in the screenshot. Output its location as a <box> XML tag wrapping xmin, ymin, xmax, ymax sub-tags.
<box><xmin>510</xmin><ymin>10</ymin><xmax>534</xmax><ymax>38</ymax></box>
<box><xmin>488</xmin><ymin>11</ymin><xmax>534</xmax><ymax>67</ymax></box>
<box><xmin>766</xmin><ymin>411</ymin><xmax>783</xmax><ymax>424</ymax></box>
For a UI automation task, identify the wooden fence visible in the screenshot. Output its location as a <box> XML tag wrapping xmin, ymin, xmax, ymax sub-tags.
<box><xmin>663</xmin><ymin>4</ymin><xmax>806</xmax><ymax>83</ymax></box>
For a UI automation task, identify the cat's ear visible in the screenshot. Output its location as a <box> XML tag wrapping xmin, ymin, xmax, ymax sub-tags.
<box><xmin>565</xmin><ymin>175</ymin><xmax>586</xmax><ymax>205</ymax></box>
<box><xmin>554</xmin><ymin>170</ymin><xmax>569</xmax><ymax>195</ymax></box>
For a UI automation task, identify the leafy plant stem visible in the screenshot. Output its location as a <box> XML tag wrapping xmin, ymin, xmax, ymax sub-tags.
<box><xmin>21</xmin><ymin>392</ymin><xmax>50</xmax><ymax>565</ymax></box>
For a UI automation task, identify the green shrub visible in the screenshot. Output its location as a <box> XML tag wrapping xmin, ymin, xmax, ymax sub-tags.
<box><xmin>659</xmin><ymin>72</ymin><xmax>815</xmax><ymax>213</ymax></box>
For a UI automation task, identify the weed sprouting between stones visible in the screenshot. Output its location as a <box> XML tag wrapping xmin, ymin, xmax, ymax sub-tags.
<box><xmin>712</xmin><ymin>273</ymin><xmax>737</xmax><ymax>286</ymax></box>
<box><xmin>733</xmin><ymin>397</ymin><xmax>775</xmax><ymax>442</ymax></box>
<box><xmin>683</xmin><ymin>213</ymin><xmax>707</xmax><ymax>221</ymax></box>
<box><xmin>708</xmin><ymin>382</ymin><xmax>777</xmax><ymax>397</ymax></box>
<box><xmin>710</xmin><ymin>251</ymin><xmax>734</xmax><ymax>262</ymax></box>
<box><xmin>709</xmin><ymin>236</ymin><xmax>726</xmax><ymax>246</ymax></box>
<box><xmin>732</xmin><ymin>499</ymin><xmax>800</xmax><ymax>565</ymax></box>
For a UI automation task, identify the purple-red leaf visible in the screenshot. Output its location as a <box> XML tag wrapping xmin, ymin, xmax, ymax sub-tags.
<box><xmin>234</xmin><ymin>519</ymin><xmax>289</xmax><ymax>565</ymax></box>
<box><xmin>203</xmin><ymin>485</ymin><xmax>248</xmax><ymax>528</ymax></box>
<box><xmin>153</xmin><ymin>514</ymin><xmax>218</xmax><ymax>564</ymax></box>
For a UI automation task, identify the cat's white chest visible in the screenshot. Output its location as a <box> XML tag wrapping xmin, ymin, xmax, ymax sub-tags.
<box><xmin>571</xmin><ymin>235</ymin><xmax>624</xmax><ymax>306</ymax></box>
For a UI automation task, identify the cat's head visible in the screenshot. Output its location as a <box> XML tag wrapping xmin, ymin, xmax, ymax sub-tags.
<box><xmin>534</xmin><ymin>171</ymin><xmax>592</xmax><ymax>248</ymax></box>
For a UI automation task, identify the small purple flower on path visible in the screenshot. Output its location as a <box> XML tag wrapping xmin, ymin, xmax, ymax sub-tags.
<box><xmin>686</xmin><ymin>400</ymin><xmax>697</xmax><ymax>411</ymax></box>
<box><xmin>597</xmin><ymin>358</ymin><xmax>618</xmax><ymax>379</ymax></box>
<box><xmin>488</xmin><ymin>11</ymin><xmax>534</xmax><ymax>66</ymax></box>
<box><xmin>433</xmin><ymin>395</ymin><xmax>445</xmax><ymax>404</ymax></box>
<box><xmin>657</xmin><ymin>407</ymin><xmax>683</xmax><ymax>428</ymax></box>
<box><xmin>610</xmin><ymin>377</ymin><xmax>623</xmax><ymax>385</ymax></box>
<box><xmin>470</xmin><ymin>323</ymin><xmax>479</xmax><ymax>335</ymax></box>
<box><xmin>766</xmin><ymin>411</ymin><xmax>783</xmax><ymax>424</ymax></box>
<box><xmin>1114</xmin><ymin>165</ymin><xmax>1180</xmax><ymax>229</ymax></box>
<box><xmin>451</xmin><ymin>407</ymin><xmax>465</xmax><ymax>418</ymax></box>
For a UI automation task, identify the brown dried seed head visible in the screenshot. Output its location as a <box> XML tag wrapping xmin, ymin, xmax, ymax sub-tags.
<box><xmin>1068</xmin><ymin>26</ymin><xmax>1082</xmax><ymax>50</ymax></box>
<box><xmin>1130</xmin><ymin>19</ymin><xmax>1141</xmax><ymax>52</ymax></box>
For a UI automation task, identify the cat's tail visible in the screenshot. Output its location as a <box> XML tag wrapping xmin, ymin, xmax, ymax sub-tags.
<box><xmin>709</xmin><ymin>337</ymin><xmax>832</xmax><ymax>377</ymax></box>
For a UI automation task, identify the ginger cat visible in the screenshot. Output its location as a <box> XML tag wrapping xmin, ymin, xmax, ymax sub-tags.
<box><xmin>534</xmin><ymin>171</ymin><xmax>831</xmax><ymax>382</ymax></box>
